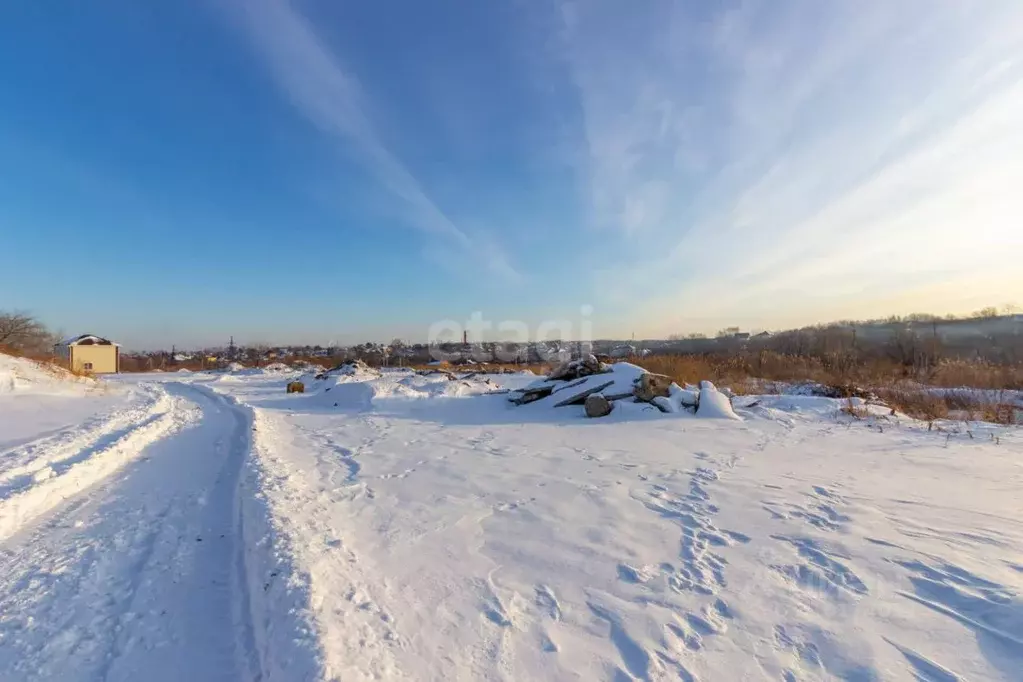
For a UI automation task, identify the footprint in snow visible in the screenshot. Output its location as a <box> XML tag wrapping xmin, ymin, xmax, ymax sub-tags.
<box><xmin>774</xmin><ymin>624</ymin><xmax>823</xmax><ymax>669</ymax></box>
<box><xmin>617</xmin><ymin>564</ymin><xmax>658</xmax><ymax>584</ymax></box>
<box><xmin>534</xmin><ymin>584</ymin><xmax>562</xmax><ymax>621</ymax></box>
<box><xmin>770</xmin><ymin>535</ymin><xmax>869</xmax><ymax>596</ymax></box>
<box><xmin>664</xmin><ymin>619</ymin><xmax>703</xmax><ymax>652</ymax></box>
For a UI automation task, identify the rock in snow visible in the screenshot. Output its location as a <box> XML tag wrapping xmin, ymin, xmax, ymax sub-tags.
<box><xmin>584</xmin><ymin>393</ymin><xmax>614</xmax><ymax>418</ymax></box>
<box><xmin>633</xmin><ymin>372</ymin><xmax>674</xmax><ymax>402</ymax></box>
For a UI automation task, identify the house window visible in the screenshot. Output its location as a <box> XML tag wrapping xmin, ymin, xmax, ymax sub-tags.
<box><xmin>84</xmin><ymin>363</ymin><xmax>94</xmax><ymax>370</ymax></box>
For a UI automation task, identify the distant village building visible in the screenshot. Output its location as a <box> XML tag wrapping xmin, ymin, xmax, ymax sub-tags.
<box><xmin>54</xmin><ymin>334</ymin><xmax>120</xmax><ymax>374</ymax></box>
<box><xmin>609</xmin><ymin>344</ymin><xmax>636</xmax><ymax>358</ymax></box>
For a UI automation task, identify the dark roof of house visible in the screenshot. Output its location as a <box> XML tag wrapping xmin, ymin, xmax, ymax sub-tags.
<box><xmin>56</xmin><ymin>334</ymin><xmax>120</xmax><ymax>347</ymax></box>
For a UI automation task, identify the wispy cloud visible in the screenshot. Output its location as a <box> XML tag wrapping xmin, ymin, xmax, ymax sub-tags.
<box><xmin>552</xmin><ymin>0</ymin><xmax>1023</xmax><ymax>333</ymax></box>
<box><xmin>222</xmin><ymin>0</ymin><xmax>520</xmax><ymax>282</ymax></box>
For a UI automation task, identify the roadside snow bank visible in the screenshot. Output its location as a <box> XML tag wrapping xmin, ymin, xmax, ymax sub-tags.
<box><xmin>0</xmin><ymin>385</ymin><xmax>194</xmax><ymax>541</ymax></box>
<box><xmin>240</xmin><ymin>408</ymin><xmax>329</xmax><ymax>681</ymax></box>
<box><xmin>0</xmin><ymin>353</ymin><xmax>95</xmax><ymax>395</ymax></box>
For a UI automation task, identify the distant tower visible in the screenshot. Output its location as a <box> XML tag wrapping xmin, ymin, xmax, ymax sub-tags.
<box><xmin>228</xmin><ymin>336</ymin><xmax>237</xmax><ymax>360</ymax></box>
<box><xmin>463</xmin><ymin>330</ymin><xmax>468</xmax><ymax>346</ymax></box>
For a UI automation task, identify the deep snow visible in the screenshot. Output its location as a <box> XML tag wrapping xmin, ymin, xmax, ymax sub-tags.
<box><xmin>209</xmin><ymin>369</ymin><xmax>1023</xmax><ymax>681</ymax></box>
<box><xmin>1</xmin><ymin>360</ymin><xmax>1021</xmax><ymax>681</ymax></box>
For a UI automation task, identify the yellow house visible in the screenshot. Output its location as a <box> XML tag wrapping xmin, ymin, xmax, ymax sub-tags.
<box><xmin>55</xmin><ymin>334</ymin><xmax>120</xmax><ymax>374</ymax></box>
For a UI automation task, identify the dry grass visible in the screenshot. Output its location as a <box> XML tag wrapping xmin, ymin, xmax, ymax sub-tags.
<box><xmin>407</xmin><ymin>362</ymin><xmax>551</xmax><ymax>376</ymax></box>
<box><xmin>627</xmin><ymin>352</ymin><xmax>1022</xmax><ymax>390</ymax></box>
<box><xmin>874</xmin><ymin>387</ymin><xmax>1019</xmax><ymax>425</ymax></box>
<box><xmin>50</xmin><ymin>358</ymin><xmax>97</xmax><ymax>379</ymax></box>
<box><xmin>622</xmin><ymin>352</ymin><xmax>1021</xmax><ymax>424</ymax></box>
<box><xmin>0</xmin><ymin>346</ymin><xmax>95</xmax><ymax>380</ymax></box>
<box><xmin>927</xmin><ymin>359</ymin><xmax>1023</xmax><ymax>390</ymax></box>
<box><xmin>622</xmin><ymin>353</ymin><xmax>846</xmax><ymax>395</ymax></box>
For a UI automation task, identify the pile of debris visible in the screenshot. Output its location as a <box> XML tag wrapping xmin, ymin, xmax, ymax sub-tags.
<box><xmin>314</xmin><ymin>359</ymin><xmax>381</xmax><ymax>381</ymax></box>
<box><xmin>507</xmin><ymin>356</ymin><xmax>738</xmax><ymax>419</ymax></box>
<box><xmin>547</xmin><ymin>355</ymin><xmax>607</xmax><ymax>381</ymax></box>
<box><xmin>263</xmin><ymin>362</ymin><xmax>292</xmax><ymax>372</ymax></box>
<box><xmin>416</xmin><ymin>368</ymin><xmax>458</xmax><ymax>380</ymax></box>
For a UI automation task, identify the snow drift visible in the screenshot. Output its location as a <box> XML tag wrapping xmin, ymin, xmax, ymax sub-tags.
<box><xmin>0</xmin><ymin>353</ymin><xmax>94</xmax><ymax>395</ymax></box>
<box><xmin>306</xmin><ymin>370</ymin><xmax>498</xmax><ymax>409</ymax></box>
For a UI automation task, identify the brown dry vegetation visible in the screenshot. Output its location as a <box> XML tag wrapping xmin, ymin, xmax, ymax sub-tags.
<box><xmin>626</xmin><ymin>352</ymin><xmax>1021</xmax><ymax>425</ymax></box>
<box><xmin>0</xmin><ymin>345</ymin><xmax>95</xmax><ymax>380</ymax></box>
<box><xmin>629</xmin><ymin>352</ymin><xmax>1023</xmax><ymax>391</ymax></box>
<box><xmin>407</xmin><ymin>362</ymin><xmax>551</xmax><ymax>376</ymax></box>
<box><xmin>872</xmin><ymin>386</ymin><xmax>1019</xmax><ymax>425</ymax></box>
<box><xmin>403</xmin><ymin>353</ymin><xmax>1020</xmax><ymax>424</ymax></box>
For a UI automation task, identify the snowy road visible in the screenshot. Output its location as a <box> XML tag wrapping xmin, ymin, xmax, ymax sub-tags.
<box><xmin>0</xmin><ymin>383</ymin><xmax>258</xmax><ymax>682</ymax></box>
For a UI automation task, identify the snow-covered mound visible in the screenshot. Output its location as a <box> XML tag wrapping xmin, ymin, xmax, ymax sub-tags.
<box><xmin>0</xmin><ymin>353</ymin><xmax>95</xmax><ymax>395</ymax></box>
<box><xmin>308</xmin><ymin>369</ymin><xmax>497</xmax><ymax>409</ymax></box>
<box><xmin>695</xmin><ymin>380</ymin><xmax>741</xmax><ymax>419</ymax></box>
<box><xmin>306</xmin><ymin>359</ymin><xmax>381</xmax><ymax>383</ymax></box>
<box><xmin>651</xmin><ymin>383</ymin><xmax>700</xmax><ymax>413</ymax></box>
<box><xmin>262</xmin><ymin>362</ymin><xmax>292</xmax><ymax>373</ymax></box>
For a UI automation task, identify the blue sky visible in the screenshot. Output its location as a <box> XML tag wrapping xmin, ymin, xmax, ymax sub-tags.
<box><xmin>2</xmin><ymin>1</ymin><xmax>1021</xmax><ymax>350</ymax></box>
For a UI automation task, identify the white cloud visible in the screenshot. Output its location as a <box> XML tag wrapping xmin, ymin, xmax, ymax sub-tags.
<box><xmin>553</xmin><ymin>0</ymin><xmax>1023</xmax><ymax>334</ymax></box>
<box><xmin>222</xmin><ymin>0</ymin><xmax>520</xmax><ymax>282</ymax></box>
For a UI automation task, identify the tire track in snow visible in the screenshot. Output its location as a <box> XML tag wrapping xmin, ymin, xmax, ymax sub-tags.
<box><xmin>0</xmin><ymin>385</ymin><xmax>197</xmax><ymax>542</ymax></box>
<box><xmin>0</xmin><ymin>383</ymin><xmax>261</xmax><ymax>682</ymax></box>
<box><xmin>0</xmin><ymin>385</ymin><xmax>162</xmax><ymax>488</ymax></box>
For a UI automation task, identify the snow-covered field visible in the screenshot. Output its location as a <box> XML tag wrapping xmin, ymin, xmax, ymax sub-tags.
<box><xmin>1</xmin><ymin>355</ymin><xmax>1021</xmax><ymax>681</ymax></box>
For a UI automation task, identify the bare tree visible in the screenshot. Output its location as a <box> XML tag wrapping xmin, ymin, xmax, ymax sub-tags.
<box><xmin>0</xmin><ymin>311</ymin><xmax>53</xmax><ymax>353</ymax></box>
